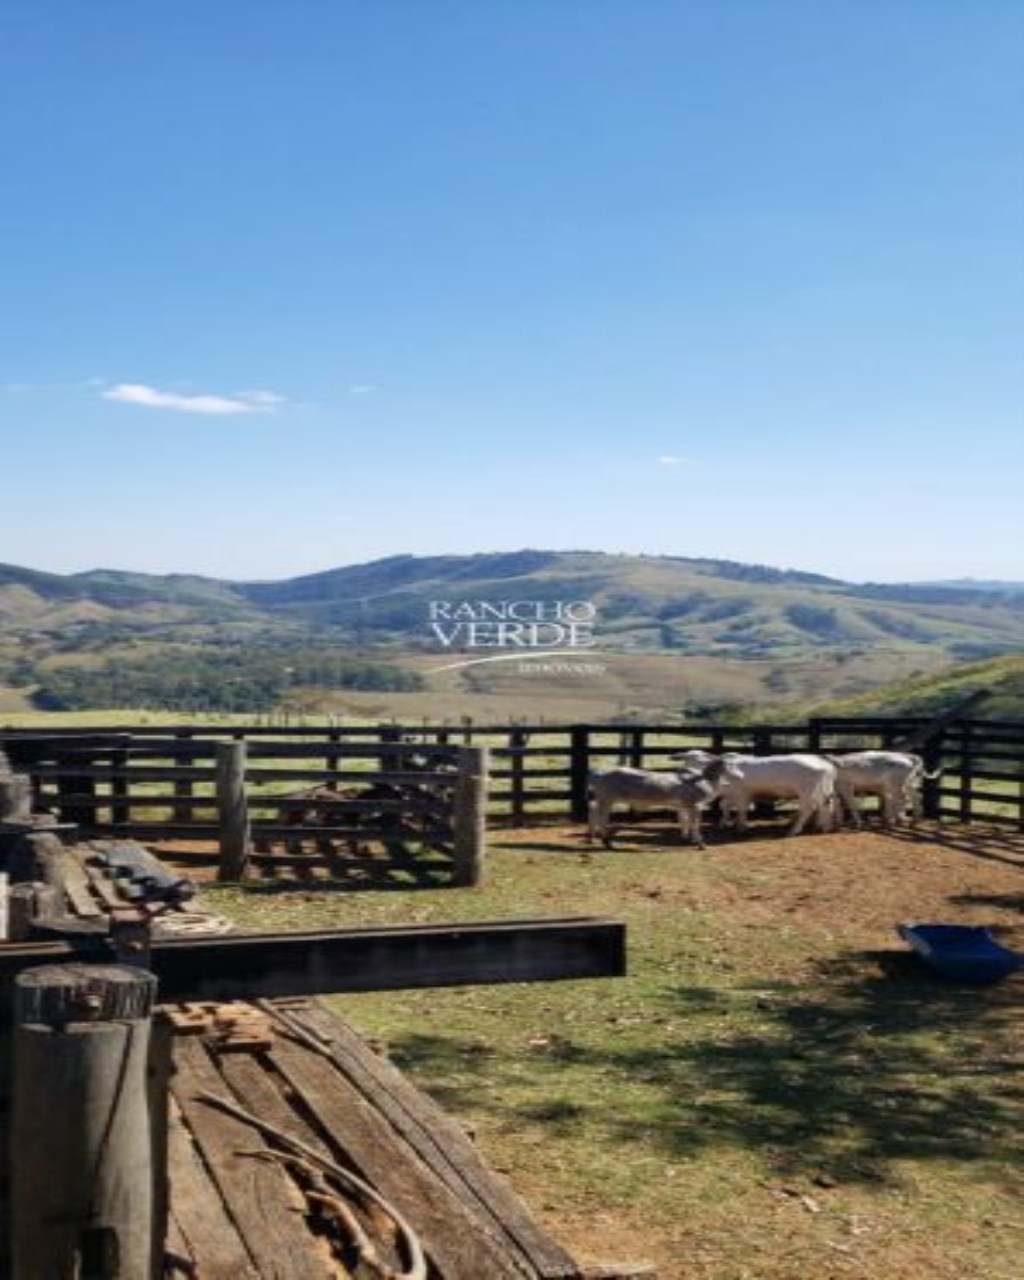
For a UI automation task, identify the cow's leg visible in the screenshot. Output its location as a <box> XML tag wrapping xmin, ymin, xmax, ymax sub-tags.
<box><xmin>728</xmin><ymin>795</ymin><xmax>749</xmax><ymax>833</ymax></box>
<box><xmin>679</xmin><ymin>804</ymin><xmax>704</xmax><ymax>848</ymax></box>
<box><xmin>589</xmin><ymin>796</ymin><xmax>614</xmax><ymax>848</ymax></box>
<box><xmin>816</xmin><ymin>791</ymin><xmax>836</xmax><ymax>832</ymax></box>
<box><xmin>837</xmin><ymin>782</ymin><xmax>861</xmax><ymax>829</ymax></box>
<box><xmin>879</xmin><ymin>785</ymin><xmax>899</xmax><ymax>826</ymax></box>
<box><xmin>787</xmin><ymin>804</ymin><xmax>810</xmax><ymax>836</ymax></box>
<box><xmin>787</xmin><ymin>790</ymin><xmax>822</xmax><ymax>836</ymax></box>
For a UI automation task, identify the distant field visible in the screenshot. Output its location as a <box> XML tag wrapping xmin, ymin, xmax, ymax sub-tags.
<box><xmin>7</xmin><ymin>641</ymin><xmax>1018</xmax><ymax>728</ymax></box>
<box><xmin>286</xmin><ymin>645</ymin><xmax>954</xmax><ymax>723</ymax></box>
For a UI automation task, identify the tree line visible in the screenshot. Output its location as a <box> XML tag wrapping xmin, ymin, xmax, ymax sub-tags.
<box><xmin>27</xmin><ymin>645</ymin><xmax>424</xmax><ymax>712</ymax></box>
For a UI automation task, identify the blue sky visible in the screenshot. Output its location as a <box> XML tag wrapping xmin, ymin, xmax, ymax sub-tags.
<box><xmin>1</xmin><ymin>1</ymin><xmax>1021</xmax><ymax>583</ymax></box>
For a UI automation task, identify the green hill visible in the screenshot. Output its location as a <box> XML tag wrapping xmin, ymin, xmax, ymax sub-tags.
<box><xmin>2</xmin><ymin>551</ymin><xmax>1023</xmax><ymax>716</ymax></box>
<box><xmin>810</xmin><ymin>653</ymin><xmax>1024</xmax><ymax>723</ymax></box>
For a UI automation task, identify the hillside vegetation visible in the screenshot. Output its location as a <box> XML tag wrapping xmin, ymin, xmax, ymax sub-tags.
<box><xmin>2</xmin><ymin>552</ymin><xmax>1022</xmax><ymax>717</ymax></box>
<box><xmin>809</xmin><ymin>652</ymin><xmax>1024</xmax><ymax>723</ymax></box>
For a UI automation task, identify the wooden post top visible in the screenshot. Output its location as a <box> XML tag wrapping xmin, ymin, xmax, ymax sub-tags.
<box><xmin>14</xmin><ymin>962</ymin><xmax>158</xmax><ymax>1025</ymax></box>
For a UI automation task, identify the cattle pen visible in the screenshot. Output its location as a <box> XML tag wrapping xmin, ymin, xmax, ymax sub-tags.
<box><xmin>1</xmin><ymin>713</ymin><xmax>1022</xmax><ymax>1277</ymax></box>
<box><xmin>2</xmin><ymin>713</ymin><xmax>1021</xmax><ymax>854</ymax></box>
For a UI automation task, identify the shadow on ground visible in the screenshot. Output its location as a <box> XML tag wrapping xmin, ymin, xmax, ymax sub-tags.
<box><xmin>888</xmin><ymin>822</ymin><xmax>1024</xmax><ymax>872</ymax></box>
<box><xmin>387</xmin><ymin>950</ymin><xmax>1024</xmax><ymax>1189</ymax></box>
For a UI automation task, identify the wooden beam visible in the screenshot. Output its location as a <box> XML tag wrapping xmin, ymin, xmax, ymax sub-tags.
<box><xmin>0</xmin><ymin>917</ymin><xmax>626</xmax><ymax>1003</ymax></box>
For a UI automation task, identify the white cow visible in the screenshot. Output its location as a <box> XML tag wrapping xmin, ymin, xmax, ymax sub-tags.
<box><xmin>587</xmin><ymin>758</ymin><xmax>737</xmax><ymax>849</ymax></box>
<box><xmin>672</xmin><ymin>750</ymin><xmax>837</xmax><ymax>836</ymax></box>
<box><xmin>824</xmin><ymin>750</ymin><xmax>942</xmax><ymax>827</ymax></box>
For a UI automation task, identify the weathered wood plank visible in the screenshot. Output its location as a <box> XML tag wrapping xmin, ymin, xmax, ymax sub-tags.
<box><xmin>271</xmin><ymin>1035</ymin><xmax>530</xmax><ymax>1279</ymax></box>
<box><xmin>166</xmin><ymin>1096</ymin><xmax>259</xmax><ymax>1278</ymax></box>
<box><xmin>56</xmin><ymin>850</ymin><xmax>104</xmax><ymax>918</ymax></box>
<box><xmin>171</xmin><ymin>1037</ymin><xmax>330</xmax><ymax>1280</ymax></box>
<box><xmin>217</xmin><ymin>1051</ymin><xmax>334</xmax><ymax>1161</ymax></box>
<box><xmin>217</xmin><ymin>1048</ymin><xmax>399</xmax><ymax>1278</ymax></box>
<box><xmin>293</xmin><ymin>1002</ymin><xmax>582</xmax><ymax>1279</ymax></box>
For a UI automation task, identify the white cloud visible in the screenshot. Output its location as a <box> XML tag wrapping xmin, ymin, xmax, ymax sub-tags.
<box><xmin>235</xmin><ymin>388</ymin><xmax>287</xmax><ymax>407</ymax></box>
<box><xmin>101</xmin><ymin>383</ymin><xmax>286</xmax><ymax>415</ymax></box>
<box><xmin>348</xmin><ymin>383</ymin><xmax>377</xmax><ymax>395</ymax></box>
<box><xmin>658</xmin><ymin>454</ymin><xmax>689</xmax><ymax>466</ymax></box>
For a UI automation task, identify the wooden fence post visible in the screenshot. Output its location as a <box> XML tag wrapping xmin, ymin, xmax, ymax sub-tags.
<box><xmin>172</xmin><ymin>729</ymin><xmax>194</xmax><ymax>823</ymax></box>
<box><xmin>57</xmin><ymin>759</ymin><xmax>95</xmax><ymax>831</ymax></box>
<box><xmin>509</xmin><ymin>728</ymin><xmax>527</xmax><ymax>826</ymax></box>
<box><xmin>921</xmin><ymin>735</ymin><xmax>944</xmax><ymax>821</ymax></box>
<box><xmin>378</xmin><ymin>722</ymin><xmax>403</xmax><ymax>773</ymax></box>
<box><xmin>569</xmin><ymin>726</ymin><xmax>590</xmax><ymax>825</ymax></box>
<box><xmin>958</xmin><ymin>723</ymin><xmax>974</xmax><ymax>824</ymax></box>
<box><xmin>110</xmin><ymin>743</ymin><xmax>129</xmax><ymax>827</ymax></box>
<box><xmin>452</xmin><ymin>746</ymin><xmax>488</xmax><ymax>887</ymax></box>
<box><xmin>10</xmin><ymin>963</ymin><xmax>161</xmax><ymax>1279</ymax></box>
<box><xmin>216</xmin><ymin>740</ymin><xmax>251</xmax><ymax>882</ymax></box>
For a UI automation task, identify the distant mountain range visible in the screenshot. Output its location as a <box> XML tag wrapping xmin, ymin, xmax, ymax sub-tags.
<box><xmin>2</xmin><ymin>550</ymin><xmax>1023</xmax><ymax>663</ymax></box>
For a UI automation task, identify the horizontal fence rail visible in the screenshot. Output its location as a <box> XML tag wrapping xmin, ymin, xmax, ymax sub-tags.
<box><xmin>3</xmin><ymin>717</ymin><xmax>1023</xmax><ymax>834</ymax></box>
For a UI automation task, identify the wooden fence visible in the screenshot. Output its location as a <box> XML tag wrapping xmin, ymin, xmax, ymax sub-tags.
<box><xmin>1</xmin><ymin>732</ymin><xmax>488</xmax><ymax>886</ymax></box>
<box><xmin>3</xmin><ymin>716</ymin><xmax>1023</xmax><ymax>835</ymax></box>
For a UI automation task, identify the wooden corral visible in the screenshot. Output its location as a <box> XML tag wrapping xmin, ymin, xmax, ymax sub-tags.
<box><xmin>4</xmin><ymin>711</ymin><xmax>1022</xmax><ymax>838</ymax></box>
<box><xmin>2</xmin><ymin>734</ymin><xmax>488</xmax><ymax>887</ymax></box>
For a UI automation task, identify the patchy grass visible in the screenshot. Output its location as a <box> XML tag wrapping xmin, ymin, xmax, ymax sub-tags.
<box><xmin>198</xmin><ymin>823</ymin><xmax>1024</xmax><ymax>1280</ymax></box>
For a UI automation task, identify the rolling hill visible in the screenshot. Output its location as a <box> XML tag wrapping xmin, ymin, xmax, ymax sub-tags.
<box><xmin>1</xmin><ymin>551</ymin><xmax>1022</xmax><ymax>718</ymax></box>
<box><xmin>3</xmin><ymin>551</ymin><xmax>1024</xmax><ymax>657</ymax></box>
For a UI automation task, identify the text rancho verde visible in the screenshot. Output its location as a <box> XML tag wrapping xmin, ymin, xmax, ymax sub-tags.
<box><xmin>428</xmin><ymin>600</ymin><xmax>597</xmax><ymax>648</ymax></box>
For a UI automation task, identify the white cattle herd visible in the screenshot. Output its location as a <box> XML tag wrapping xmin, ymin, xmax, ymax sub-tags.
<box><xmin>587</xmin><ymin>749</ymin><xmax>941</xmax><ymax>848</ymax></box>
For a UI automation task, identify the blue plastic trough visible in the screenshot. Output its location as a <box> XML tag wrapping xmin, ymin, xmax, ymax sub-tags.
<box><xmin>897</xmin><ymin>923</ymin><xmax>1021</xmax><ymax>985</ymax></box>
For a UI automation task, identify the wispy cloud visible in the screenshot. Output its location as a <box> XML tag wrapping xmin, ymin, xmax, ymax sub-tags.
<box><xmin>658</xmin><ymin>454</ymin><xmax>689</xmax><ymax>466</ymax></box>
<box><xmin>101</xmin><ymin>383</ymin><xmax>286</xmax><ymax>415</ymax></box>
<box><xmin>348</xmin><ymin>383</ymin><xmax>378</xmax><ymax>396</ymax></box>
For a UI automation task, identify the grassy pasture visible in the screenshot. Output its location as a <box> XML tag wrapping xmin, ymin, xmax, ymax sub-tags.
<box><xmin>199</xmin><ymin>822</ymin><xmax>1024</xmax><ymax>1280</ymax></box>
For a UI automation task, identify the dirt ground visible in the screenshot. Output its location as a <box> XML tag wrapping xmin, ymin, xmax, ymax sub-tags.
<box><xmin>556</xmin><ymin>817</ymin><xmax>1024</xmax><ymax>945</ymax></box>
